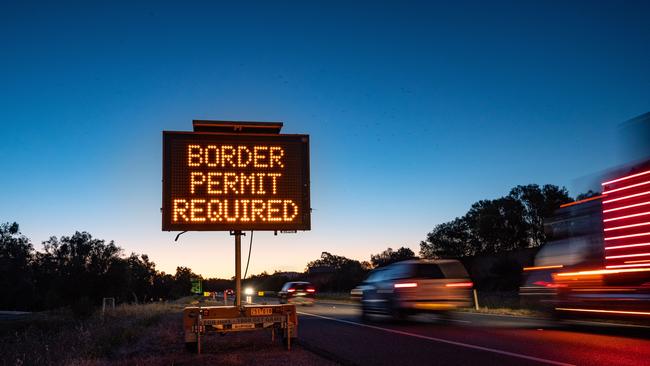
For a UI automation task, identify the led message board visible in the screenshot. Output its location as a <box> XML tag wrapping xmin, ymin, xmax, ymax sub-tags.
<box><xmin>162</xmin><ymin>131</ymin><xmax>310</xmax><ymax>231</ymax></box>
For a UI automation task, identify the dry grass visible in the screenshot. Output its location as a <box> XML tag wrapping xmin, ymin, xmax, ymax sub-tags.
<box><xmin>0</xmin><ymin>302</ymin><xmax>176</xmax><ymax>366</ymax></box>
<box><xmin>0</xmin><ymin>302</ymin><xmax>334</xmax><ymax>366</ymax></box>
<box><xmin>457</xmin><ymin>306</ymin><xmax>547</xmax><ymax>318</ymax></box>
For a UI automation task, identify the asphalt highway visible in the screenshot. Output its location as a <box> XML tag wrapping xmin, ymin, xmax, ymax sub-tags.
<box><xmin>289</xmin><ymin>301</ymin><xmax>650</xmax><ymax>366</ymax></box>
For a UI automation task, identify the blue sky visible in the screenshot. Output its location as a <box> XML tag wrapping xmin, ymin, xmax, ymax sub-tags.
<box><xmin>1</xmin><ymin>1</ymin><xmax>649</xmax><ymax>277</ymax></box>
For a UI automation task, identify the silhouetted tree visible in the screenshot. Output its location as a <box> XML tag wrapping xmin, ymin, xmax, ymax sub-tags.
<box><xmin>306</xmin><ymin>252</ymin><xmax>368</xmax><ymax>292</ymax></box>
<box><xmin>420</xmin><ymin>217</ymin><xmax>477</xmax><ymax>259</ymax></box>
<box><xmin>370</xmin><ymin>247</ymin><xmax>415</xmax><ymax>268</ymax></box>
<box><xmin>35</xmin><ymin>232</ymin><xmax>123</xmax><ymax>313</ymax></box>
<box><xmin>170</xmin><ymin>266</ymin><xmax>199</xmax><ymax>298</ymax></box>
<box><xmin>508</xmin><ymin>184</ymin><xmax>573</xmax><ymax>247</ymax></box>
<box><xmin>126</xmin><ymin>254</ymin><xmax>157</xmax><ymax>303</ymax></box>
<box><xmin>420</xmin><ymin>184</ymin><xmax>573</xmax><ymax>259</ymax></box>
<box><xmin>465</xmin><ymin>197</ymin><xmax>530</xmax><ymax>253</ymax></box>
<box><xmin>0</xmin><ymin>223</ymin><xmax>35</xmax><ymax>310</ymax></box>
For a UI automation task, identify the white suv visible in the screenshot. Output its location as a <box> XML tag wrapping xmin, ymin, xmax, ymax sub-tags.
<box><xmin>361</xmin><ymin>259</ymin><xmax>472</xmax><ymax>320</ymax></box>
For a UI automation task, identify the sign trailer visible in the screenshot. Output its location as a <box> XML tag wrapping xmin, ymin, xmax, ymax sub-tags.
<box><xmin>162</xmin><ymin>120</ymin><xmax>310</xmax><ymax>353</ymax></box>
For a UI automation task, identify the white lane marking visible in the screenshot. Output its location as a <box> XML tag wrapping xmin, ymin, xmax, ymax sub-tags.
<box><xmin>298</xmin><ymin>311</ymin><xmax>575</xmax><ymax>366</ymax></box>
<box><xmin>446</xmin><ymin>318</ymin><xmax>471</xmax><ymax>324</ymax></box>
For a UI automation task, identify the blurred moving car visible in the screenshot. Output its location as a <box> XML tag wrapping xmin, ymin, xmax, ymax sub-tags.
<box><xmin>360</xmin><ymin>259</ymin><xmax>472</xmax><ymax>320</ymax></box>
<box><xmin>278</xmin><ymin>281</ymin><xmax>316</xmax><ymax>305</ymax></box>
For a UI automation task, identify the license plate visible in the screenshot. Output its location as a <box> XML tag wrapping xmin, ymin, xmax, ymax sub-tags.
<box><xmin>251</xmin><ymin>307</ymin><xmax>273</xmax><ymax>316</ymax></box>
<box><xmin>296</xmin><ymin>292</ymin><xmax>306</xmax><ymax>296</ymax></box>
<box><xmin>232</xmin><ymin>323</ymin><xmax>255</xmax><ymax>329</ymax></box>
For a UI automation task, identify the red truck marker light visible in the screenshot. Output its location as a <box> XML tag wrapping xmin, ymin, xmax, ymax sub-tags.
<box><xmin>445</xmin><ymin>282</ymin><xmax>473</xmax><ymax>288</ymax></box>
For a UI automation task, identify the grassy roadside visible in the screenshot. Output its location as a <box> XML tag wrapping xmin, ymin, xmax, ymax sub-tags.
<box><xmin>455</xmin><ymin>307</ymin><xmax>548</xmax><ymax>318</ymax></box>
<box><xmin>1</xmin><ymin>299</ymin><xmax>335</xmax><ymax>366</ymax></box>
<box><xmin>0</xmin><ymin>302</ymin><xmax>180</xmax><ymax>365</ymax></box>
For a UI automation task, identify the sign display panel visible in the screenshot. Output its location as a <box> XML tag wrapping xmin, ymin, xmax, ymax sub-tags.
<box><xmin>162</xmin><ymin>131</ymin><xmax>310</xmax><ymax>231</ymax></box>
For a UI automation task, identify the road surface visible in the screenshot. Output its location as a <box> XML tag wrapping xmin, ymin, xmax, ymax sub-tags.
<box><xmin>285</xmin><ymin>300</ymin><xmax>650</xmax><ymax>366</ymax></box>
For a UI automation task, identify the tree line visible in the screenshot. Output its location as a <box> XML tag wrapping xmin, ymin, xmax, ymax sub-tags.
<box><xmin>1</xmin><ymin>183</ymin><xmax>592</xmax><ymax>313</ymax></box>
<box><xmin>419</xmin><ymin>184</ymin><xmax>596</xmax><ymax>258</ymax></box>
<box><xmin>0</xmin><ymin>222</ymin><xmax>201</xmax><ymax>314</ymax></box>
<box><xmin>0</xmin><ymin>221</ymin><xmax>413</xmax><ymax>313</ymax></box>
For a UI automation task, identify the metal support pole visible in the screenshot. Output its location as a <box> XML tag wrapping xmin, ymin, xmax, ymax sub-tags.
<box><xmin>197</xmin><ymin>307</ymin><xmax>202</xmax><ymax>355</ymax></box>
<box><xmin>235</xmin><ymin>231</ymin><xmax>242</xmax><ymax>307</ymax></box>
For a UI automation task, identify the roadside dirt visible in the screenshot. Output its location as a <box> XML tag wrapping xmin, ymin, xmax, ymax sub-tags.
<box><xmin>80</xmin><ymin>312</ymin><xmax>337</xmax><ymax>366</ymax></box>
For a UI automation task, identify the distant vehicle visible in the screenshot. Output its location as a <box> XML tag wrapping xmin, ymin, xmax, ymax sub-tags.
<box><xmin>225</xmin><ymin>289</ymin><xmax>234</xmax><ymax>296</ymax></box>
<box><xmin>278</xmin><ymin>281</ymin><xmax>316</xmax><ymax>305</ymax></box>
<box><xmin>360</xmin><ymin>259</ymin><xmax>472</xmax><ymax>320</ymax></box>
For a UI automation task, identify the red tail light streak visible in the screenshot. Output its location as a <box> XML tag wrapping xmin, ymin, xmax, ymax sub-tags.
<box><xmin>605</xmin><ymin>242</ymin><xmax>650</xmax><ymax>250</ymax></box>
<box><xmin>603</xmin><ymin>200</ymin><xmax>650</xmax><ymax>213</ymax></box>
<box><xmin>523</xmin><ymin>265</ymin><xmax>564</xmax><ymax>271</ymax></box>
<box><xmin>602</xmin><ymin>168</ymin><xmax>650</xmax><ymax>269</ymax></box>
<box><xmin>602</xmin><ymin>180</ymin><xmax>650</xmax><ymax>195</ymax></box>
<box><xmin>603</xmin><ymin>190</ymin><xmax>650</xmax><ymax>204</ymax></box>
<box><xmin>603</xmin><ymin>211</ymin><xmax>650</xmax><ymax>222</ymax></box>
<box><xmin>445</xmin><ymin>282</ymin><xmax>473</xmax><ymax>288</ymax></box>
<box><xmin>601</xmin><ymin>169</ymin><xmax>650</xmax><ymax>186</ymax></box>
<box><xmin>605</xmin><ymin>252</ymin><xmax>650</xmax><ymax>260</ymax></box>
<box><xmin>555</xmin><ymin>308</ymin><xmax>650</xmax><ymax>316</ymax></box>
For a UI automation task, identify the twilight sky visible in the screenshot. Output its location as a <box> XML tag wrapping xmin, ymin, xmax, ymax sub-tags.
<box><xmin>1</xmin><ymin>1</ymin><xmax>649</xmax><ymax>278</ymax></box>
